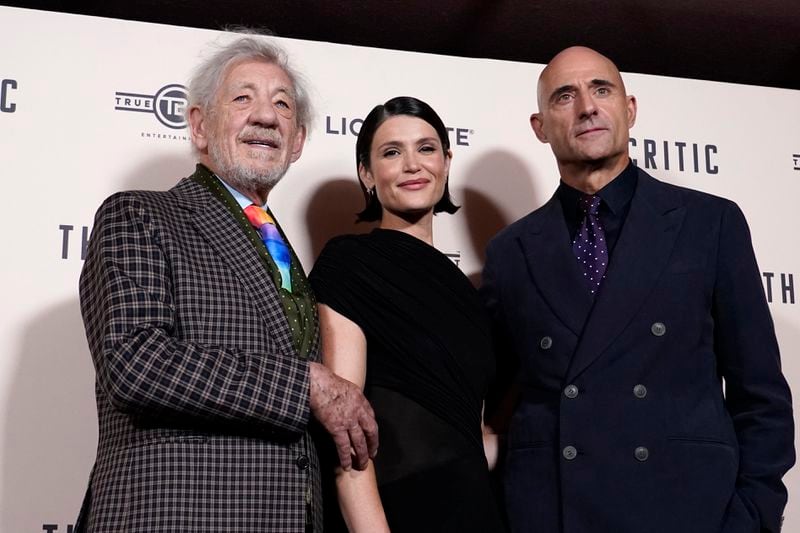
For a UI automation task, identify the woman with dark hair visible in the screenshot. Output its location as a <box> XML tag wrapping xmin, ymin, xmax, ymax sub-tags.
<box><xmin>310</xmin><ymin>96</ymin><xmax>505</xmax><ymax>532</ymax></box>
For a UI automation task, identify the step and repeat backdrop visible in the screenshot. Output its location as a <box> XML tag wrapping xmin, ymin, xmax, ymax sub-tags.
<box><xmin>1</xmin><ymin>6</ymin><xmax>798</xmax><ymax>532</ymax></box>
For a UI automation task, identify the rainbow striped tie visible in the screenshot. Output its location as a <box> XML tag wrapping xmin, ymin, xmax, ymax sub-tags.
<box><xmin>244</xmin><ymin>205</ymin><xmax>293</xmax><ymax>292</ymax></box>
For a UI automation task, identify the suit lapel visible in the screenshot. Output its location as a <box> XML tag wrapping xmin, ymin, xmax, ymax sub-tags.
<box><xmin>566</xmin><ymin>170</ymin><xmax>686</xmax><ymax>381</ymax></box>
<box><xmin>518</xmin><ymin>196</ymin><xmax>594</xmax><ymax>336</ymax></box>
<box><xmin>174</xmin><ymin>179</ymin><xmax>297</xmax><ymax>355</ymax></box>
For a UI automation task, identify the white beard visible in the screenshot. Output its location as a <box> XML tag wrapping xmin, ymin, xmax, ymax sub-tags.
<box><xmin>209</xmin><ymin>143</ymin><xmax>290</xmax><ymax>197</ymax></box>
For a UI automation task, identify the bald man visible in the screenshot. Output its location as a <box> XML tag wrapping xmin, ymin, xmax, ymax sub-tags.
<box><xmin>481</xmin><ymin>47</ymin><xmax>794</xmax><ymax>532</ymax></box>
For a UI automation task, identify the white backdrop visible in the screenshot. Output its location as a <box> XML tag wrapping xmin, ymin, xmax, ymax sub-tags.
<box><xmin>1</xmin><ymin>6</ymin><xmax>798</xmax><ymax>532</ymax></box>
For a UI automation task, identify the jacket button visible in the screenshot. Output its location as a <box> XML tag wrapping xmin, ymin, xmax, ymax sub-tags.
<box><xmin>634</xmin><ymin>446</ymin><xmax>649</xmax><ymax>462</ymax></box>
<box><xmin>562</xmin><ymin>445</ymin><xmax>577</xmax><ymax>460</ymax></box>
<box><xmin>295</xmin><ymin>454</ymin><xmax>310</xmax><ymax>470</ymax></box>
<box><xmin>540</xmin><ymin>336</ymin><xmax>553</xmax><ymax>350</ymax></box>
<box><xmin>633</xmin><ymin>384</ymin><xmax>647</xmax><ymax>398</ymax></box>
<box><xmin>564</xmin><ymin>384</ymin><xmax>579</xmax><ymax>399</ymax></box>
<box><xmin>650</xmin><ymin>322</ymin><xmax>666</xmax><ymax>336</ymax></box>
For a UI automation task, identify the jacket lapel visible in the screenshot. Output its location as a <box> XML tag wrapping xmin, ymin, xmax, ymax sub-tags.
<box><xmin>174</xmin><ymin>178</ymin><xmax>297</xmax><ymax>355</ymax></box>
<box><xmin>518</xmin><ymin>195</ymin><xmax>594</xmax><ymax>336</ymax></box>
<box><xmin>566</xmin><ymin>170</ymin><xmax>686</xmax><ymax>381</ymax></box>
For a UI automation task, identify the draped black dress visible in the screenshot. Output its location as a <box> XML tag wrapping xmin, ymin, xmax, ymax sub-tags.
<box><xmin>310</xmin><ymin>229</ymin><xmax>505</xmax><ymax>532</ymax></box>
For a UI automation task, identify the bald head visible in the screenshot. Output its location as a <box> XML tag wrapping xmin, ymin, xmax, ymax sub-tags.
<box><xmin>537</xmin><ymin>47</ymin><xmax>627</xmax><ymax>111</ymax></box>
<box><xmin>530</xmin><ymin>46</ymin><xmax>637</xmax><ymax>189</ymax></box>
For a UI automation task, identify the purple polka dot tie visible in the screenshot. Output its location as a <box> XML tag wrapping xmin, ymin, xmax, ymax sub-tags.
<box><xmin>572</xmin><ymin>194</ymin><xmax>608</xmax><ymax>295</ymax></box>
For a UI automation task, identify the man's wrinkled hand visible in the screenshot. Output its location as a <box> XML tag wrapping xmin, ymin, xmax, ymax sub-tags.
<box><xmin>309</xmin><ymin>362</ymin><xmax>379</xmax><ymax>471</ymax></box>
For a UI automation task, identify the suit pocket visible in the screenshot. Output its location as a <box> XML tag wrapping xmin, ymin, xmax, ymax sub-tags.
<box><xmin>128</xmin><ymin>433</ymin><xmax>209</xmax><ymax>448</ymax></box>
<box><xmin>660</xmin><ymin>435</ymin><xmax>739</xmax><ymax>529</ymax></box>
<box><xmin>667</xmin><ymin>435</ymin><xmax>735</xmax><ymax>451</ymax></box>
<box><xmin>122</xmin><ymin>435</ymin><xmax>210</xmax><ymax>531</ymax></box>
<box><xmin>668</xmin><ymin>260</ymin><xmax>705</xmax><ymax>274</ymax></box>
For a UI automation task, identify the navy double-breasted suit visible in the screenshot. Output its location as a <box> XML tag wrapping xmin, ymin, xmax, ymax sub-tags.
<box><xmin>482</xmin><ymin>168</ymin><xmax>794</xmax><ymax>532</ymax></box>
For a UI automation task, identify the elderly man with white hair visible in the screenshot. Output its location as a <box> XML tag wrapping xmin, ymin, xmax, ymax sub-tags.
<box><xmin>76</xmin><ymin>35</ymin><xmax>378</xmax><ymax>533</ymax></box>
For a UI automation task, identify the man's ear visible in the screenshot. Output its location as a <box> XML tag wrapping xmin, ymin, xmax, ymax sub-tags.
<box><xmin>530</xmin><ymin>112</ymin><xmax>549</xmax><ymax>143</ymax></box>
<box><xmin>289</xmin><ymin>125</ymin><xmax>307</xmax><ymax>163</ymax></box>
<box><xmin>188</xmin><ymin>106</ymin><xmax>209</xmax><ymax>152</ymax></box>
<box><xmin>626</xmin><ymin>95</ymin><xmax>638</xmax><ymax>129</ymax></box>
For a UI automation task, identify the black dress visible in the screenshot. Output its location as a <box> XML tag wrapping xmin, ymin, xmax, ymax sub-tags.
<box><xmin>310</xmin><ymin>229</ymin><xmax>505</xmax><ymax>532</ymax></box>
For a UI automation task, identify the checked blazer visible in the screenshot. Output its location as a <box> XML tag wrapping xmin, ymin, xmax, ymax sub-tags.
<box><xmin>76</xmin><ymin>169</ymin><xmax>322</xmax><ymax>533</ymax></box>
<box><xmin>482</xmin><ymin>168</ymin><xmax>794</xmax><ymax>533</ymax></box>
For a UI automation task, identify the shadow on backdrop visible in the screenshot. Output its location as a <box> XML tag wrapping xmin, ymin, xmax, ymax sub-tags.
<box><xmin>304</xmin><ymin>177</ymin><xmax>376</xmax><ymax>262</ymax></box>
<box><xmin>459</xmin><ymin>149</ymin><xmax>542</xmax><ymax>286</ymax></box>
<box><xmin>0</xmin><ymin>154</ymin><xmax>194</xmax><ymax>531</ymax></box>
<box><xmin>2</xmin><ymin>298</ymin><xmax>96</xmax><ymax>532</ymax></box>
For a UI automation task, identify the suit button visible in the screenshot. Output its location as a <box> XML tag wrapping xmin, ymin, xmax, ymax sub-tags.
<box><xmin>295</xmin><ymin>454</ymin><xmax>310</xmax><ymax>470</ymax></box>
<box><xmin>564</xmin><ymin>384</ymin><xmax>579</xmax><ymax>399</ymax></box>
<box><xmin>540</xmin><ymin>336</ymin><xmax>553</xmax><ymax>350</ymax></box>
<box><xmin>650</xmin><ymin>322</ymin><xmax>666</xmax><ymax>336</ymax></box>
<box><xmin>634</xmin><ymin>446</ymin><xmax>649</xmax><ymax>462</ymax></box>
<box><xmin>633</xmin><ymin>384</ymin><xmax>647</xmax><ymax>398</ymax></box>
<box><xmin>562</xmin><ymin>446</ymin><xmax>577</xmax><ymax>460</ymax></box>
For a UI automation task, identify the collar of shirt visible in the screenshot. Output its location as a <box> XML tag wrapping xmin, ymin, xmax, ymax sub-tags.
<box><xmin>217</xmin><ymin>175</ymin><xmax>267</xmax><ymax>211</ymax></box>
<box><xmin>557</xmin><ymin>160</ymin><xmax>638</xmax><ymax>221</ymax></box>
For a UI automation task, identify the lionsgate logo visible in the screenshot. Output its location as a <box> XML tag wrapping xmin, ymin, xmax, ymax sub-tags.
<box><xmin>114</xmin><ymin>83</ymin><xmax>188</xmax><ymax>129</ymax></box>
<box><xmin>793</xmin><ymin>153</ymin><xmax>799</xmax><ymax>171</ymax></box>
<box><xmin>325</xmin><ymin>115</ymin><xmax>475</xmax><ymax>146</ymax></box>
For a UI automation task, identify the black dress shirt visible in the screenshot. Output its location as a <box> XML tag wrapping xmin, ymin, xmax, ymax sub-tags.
<box><xmin>557</xmin><ymin>161</ymin><xmax>638</xmax><ymax>254</ymax></box>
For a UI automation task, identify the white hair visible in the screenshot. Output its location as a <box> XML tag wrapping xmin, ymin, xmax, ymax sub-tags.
<box><xmin>186</xmin><ymin>34</ymin><xmax>314</xmax><ymax>132</ymax></box>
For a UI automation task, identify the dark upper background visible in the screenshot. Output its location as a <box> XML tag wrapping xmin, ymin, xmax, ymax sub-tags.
<box><xmin>6</xmin><ymin>0</ymin><xmax>800</xmax><ymax>90</ymax></box>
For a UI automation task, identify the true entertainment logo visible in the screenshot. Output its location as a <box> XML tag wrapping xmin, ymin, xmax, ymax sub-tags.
<box><xmin>115</xmin><ymin>83</ymin><xmax>188</xmax><ymax>129</ymax></box>
<box><xmin>793</xmin><ymin>154</ymin><xmax>799</xmax><ymax>171</ymax></box>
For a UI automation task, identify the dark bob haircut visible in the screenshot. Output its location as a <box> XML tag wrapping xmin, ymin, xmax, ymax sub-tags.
<box><xmin>355</xmin><ymin>96</ymin><xmax>460</xmax><ymax>222</ymax></box>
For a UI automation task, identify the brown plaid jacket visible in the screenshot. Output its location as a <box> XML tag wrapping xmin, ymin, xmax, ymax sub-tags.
<box><xmin>75</xmin><ymin>173</ymin><xmax>322</xmax><ymax>532</ymax></box>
